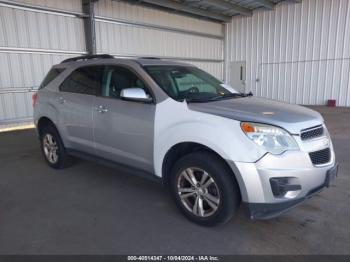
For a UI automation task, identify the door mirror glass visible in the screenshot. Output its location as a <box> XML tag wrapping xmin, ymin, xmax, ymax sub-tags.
<box><xmin>120</xmin><ymin>88</ymin><xmax>153</xmax><ymax>103</ymax></box>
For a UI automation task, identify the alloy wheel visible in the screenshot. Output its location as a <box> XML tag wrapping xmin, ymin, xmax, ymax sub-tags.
<box><xmin>43</xmin><ymin>134</ymin><xmax>59</xmax><ymax>164</ymax></box>
<box><xmin>177</xmin><ymin>167</ymin><xmax>221</xmax><ymax>217</ymax></box>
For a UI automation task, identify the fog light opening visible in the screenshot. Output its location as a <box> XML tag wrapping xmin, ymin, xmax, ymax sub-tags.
<box><xmin>270</xmin><ymin>177</ymin><xmax>301</xmax><ymax>198</ymax></box>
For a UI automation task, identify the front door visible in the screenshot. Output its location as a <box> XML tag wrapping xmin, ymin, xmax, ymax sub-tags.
<box><xmin>93</xmin><ymin>65</ymin><xmax>156</xmax><ymax>173</ymax></box>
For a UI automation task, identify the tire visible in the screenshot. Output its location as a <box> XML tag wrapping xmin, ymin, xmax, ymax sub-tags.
<box><xmin>170</xmin><ymin>151</ymin><xmax>241</xmax><ymax>226</ymax></box>
<box><xmin>40</xmin><ymin>125</ymin><xmax>74</xmax><ymax>169</ymax></box>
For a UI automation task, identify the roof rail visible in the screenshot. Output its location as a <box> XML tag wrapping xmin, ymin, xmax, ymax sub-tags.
<box><xmin>61</xmin><ymin>54</ymin><xmax>114</xmax><ymax>63</ymax></box>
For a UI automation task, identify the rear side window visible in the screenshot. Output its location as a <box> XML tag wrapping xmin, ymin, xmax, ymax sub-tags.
<box><xmin>39</xmin><ymin>68</ymin><xmax>64</xmax><ymax>89</ymax></box>
<box><xmin>60</xmin><ymin>66</ymin><xmax>103</xmax><ymax>95</ymax></box>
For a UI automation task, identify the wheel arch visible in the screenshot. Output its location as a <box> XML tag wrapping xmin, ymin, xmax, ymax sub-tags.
<box><xmin>37</xmin><ymin>117</ymin><xmax>65</xmax><ymax>148</ymax></box>
<box><xmin>161</xmin><ymin>142</ymin><xmax>243</xmax><ymax>200</ymax></box>
<box><xmin>37</xmin><ymin>117</ymin><xmax>57</xmax><ymax>136</ymax></box>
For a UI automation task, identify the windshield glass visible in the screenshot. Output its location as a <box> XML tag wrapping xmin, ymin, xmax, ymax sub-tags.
<box><xmin>144</xmin><ymin>66</ymin><xmax>239</xmax><ymax>102</ymax></box>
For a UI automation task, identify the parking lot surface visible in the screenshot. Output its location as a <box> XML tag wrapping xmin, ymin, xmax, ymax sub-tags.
<box><xmin>0</xmin><ymin>106</ymin><xmax>349</xmax><ymax>254</ymax></box>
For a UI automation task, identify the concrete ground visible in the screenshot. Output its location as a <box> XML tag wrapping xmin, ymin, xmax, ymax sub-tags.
<box><xmin>0</xmin><ymin>106</ymin><xmax>349</xmax><ymax>255</ymax></box>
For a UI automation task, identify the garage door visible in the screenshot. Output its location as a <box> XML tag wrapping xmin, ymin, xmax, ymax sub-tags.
<box><xmin>0</xmin><ymin>0</ymin><xmax>224</xmax><ymax>128</ymax></box>
<box><xmin>0</xmin><ymin>0</ymin><xmax>86</xmax><ymax>128</ymax></box>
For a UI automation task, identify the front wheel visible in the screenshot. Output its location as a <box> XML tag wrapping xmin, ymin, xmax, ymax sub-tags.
<box><xmin>170</xmin><ymin>152</ymin><xmax>241</xmax><ymax>226</ymax></box>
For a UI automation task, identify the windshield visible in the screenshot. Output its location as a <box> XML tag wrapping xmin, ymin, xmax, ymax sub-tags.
<box><xmin>144</xmin><ymin>66</ymin><xmax>240</xmax><ymax>102</ymax></box>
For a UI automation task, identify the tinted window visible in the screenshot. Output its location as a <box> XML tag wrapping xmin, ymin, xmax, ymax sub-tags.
<box><xmin>60</xmin><ymin>66</ymin><xmax>103</xmax><ymax>95</ymax></box>
<box><xmin>101</xmin><ymin>66</ymin><xmax>150</xmax><ymax>98</ymax></box>
<box><xmin>40</xmin><ymin>68</ymin><xmax>64</xmax><ymax>89</ymax></box>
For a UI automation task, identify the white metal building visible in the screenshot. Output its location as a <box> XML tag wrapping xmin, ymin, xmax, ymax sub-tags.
<box><xmin>226</xmin><ymin>0</ymin><xmax>350</xmax><ymax>107</ymax></box>
<box><xmin>0</xmin><ymin>0</ymin><xmax>349</xmax><ymax>128</ymax></box>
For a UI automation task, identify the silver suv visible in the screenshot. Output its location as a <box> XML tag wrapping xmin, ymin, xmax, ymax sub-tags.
<box><xmin>33</xmin><ymin>54</ymin><xmax>338</xmax><ymax>226</ymax></box>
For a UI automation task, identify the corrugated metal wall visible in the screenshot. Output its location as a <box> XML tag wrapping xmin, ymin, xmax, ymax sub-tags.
<box><xmin>0</xmin><ymin>0</ymin><xmax>224</xmax><ymax>127</ymax></box>
<box><xmin>10</xmin><ymin>0</ymin><xmax>82</xmax><ymax>12</ymax></box>
<box><xmin>0</xmin><ymin>0</ymin><xmax>86</xmax><ymax>126</ymax></box>
<box><xmin>226</xmin><ymin>0</ymin><xmax>350</xmax><ymax>106</ymax></box>
<box><xmin>95</xmin><ymin>0</ymin><xmax>224</xmax><ymax>79</ymax></box>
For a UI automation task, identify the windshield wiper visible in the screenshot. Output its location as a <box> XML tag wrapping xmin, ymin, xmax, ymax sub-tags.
<box><xmin>207</xmin><ymin>92</ymin><xmax>253</xmax><ymax>101</ymax></box>
<box><xmin>185</xmin><ymin>95</ymin><xmax>239</xmax><ymax>103</ymax></box>
<box><xmin>186</xmin><ymin>92</ymin><xmax>253</xmax><ymax>103</ymax></box>
<box><xmin>185</xmin><ymin>97</ymin><xmax>211</xmax><ymax>103</ymax></box>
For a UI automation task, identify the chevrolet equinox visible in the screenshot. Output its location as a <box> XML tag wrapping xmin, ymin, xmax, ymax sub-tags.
<box><xmin>33</xmin><ymin>54</ymin><xmax>338</xmax><ymax>226</ymax></box>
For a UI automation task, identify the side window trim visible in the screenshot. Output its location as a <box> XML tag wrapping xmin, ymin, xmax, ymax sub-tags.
<box><xmin>40</xmin><ymin>68</ymin><xmax>65</xmax><ymax>90</ymax></box>
<box><xmin>98</xmin><ymin>64</ymin><xmax>156</xmax><ymax>104</ymax></box>
<box><xmin>59</xmin><ymin>65</ymin><xmax>104</xmax><ymax>96</ymax></box>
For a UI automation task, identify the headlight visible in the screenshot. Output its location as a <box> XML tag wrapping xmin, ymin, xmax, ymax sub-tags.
<box><xmin>241</xmin><ymin>122</ymin><xmax>299</xmax><ymax>154</ymax></box>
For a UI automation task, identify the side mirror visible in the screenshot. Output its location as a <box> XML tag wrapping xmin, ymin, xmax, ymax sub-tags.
<box><xmin>120</xmin><ymin>88</ymin><xmax>153</xmax><ymax>103</ymax></box>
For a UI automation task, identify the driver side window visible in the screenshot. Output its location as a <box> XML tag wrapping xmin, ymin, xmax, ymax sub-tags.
<box><xmin>101</xmin><ymin>66</ymin><xmax>149</xmax><ymax>99</ymax></box>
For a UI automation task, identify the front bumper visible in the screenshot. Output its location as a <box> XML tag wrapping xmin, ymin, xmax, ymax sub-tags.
<box><xmin>245</xmin><ymin>163</ymin><xmax>338</xmax><ymax>219</ymax></box>
<box><xmin>227</xmin><ymin>143</ymin><xmax>337</xmax><ymax>219</ymax></box>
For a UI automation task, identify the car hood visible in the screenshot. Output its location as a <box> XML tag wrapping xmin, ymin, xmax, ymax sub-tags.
<box><xmin>187</xmin><ymin>96</ymin><xmax>324</xmax><ymax>134</ymax></box>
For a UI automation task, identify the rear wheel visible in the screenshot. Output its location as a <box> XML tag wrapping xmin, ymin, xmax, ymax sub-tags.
<box><xmin>170</xmin><ymin>151</ymin><xmax>241</xmax><ymax>226</ymax></box>
<box><xmin>40</xmin><ymin>125</ymin><xmax>73</xmax><ymax>169</ymax></box>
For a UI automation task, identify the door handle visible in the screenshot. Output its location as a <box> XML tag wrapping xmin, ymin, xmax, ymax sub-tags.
<box><xmin>95</xmin><ymin>105</ymin><xmax>108</xmax><ymax>113</ymax></box>
<box><xmin>57</xmin><ymin>97</ymin><xmax>66</xmax><ymax>104</ymax></box>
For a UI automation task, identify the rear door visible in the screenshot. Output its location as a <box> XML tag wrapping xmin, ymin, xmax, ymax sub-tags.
<box><xmin>57</xmin><ymin>66</ymin><xmax>104</xmax><ymax>152</ymax></box>
<box><xmin>93</xmin><ymin>65</ymin><xmax>156</xmax><ymax>173</ymax></box>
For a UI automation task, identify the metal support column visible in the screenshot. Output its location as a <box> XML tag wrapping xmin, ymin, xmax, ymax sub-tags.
<box><xmin>82</xmin><ymin>0</ymin><xmax>97</xmax><ymax>55</ymax></box>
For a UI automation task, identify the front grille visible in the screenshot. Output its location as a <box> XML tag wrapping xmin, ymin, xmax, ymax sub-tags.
<box><xmin>309</xmin><ymin>148</ymin><xmax>331</xmax><ymax>165</ymax></box>
<box><xmin>301</xmin><ymin>125</ymin><xmax>324</xmax><ymax>141</ymax></box>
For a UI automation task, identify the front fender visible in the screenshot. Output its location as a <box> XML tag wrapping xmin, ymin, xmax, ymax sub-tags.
<box><xmin>153</xmin><ymin>99</ymin><xmax>266</xmax><ymax>177</ymax></box>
